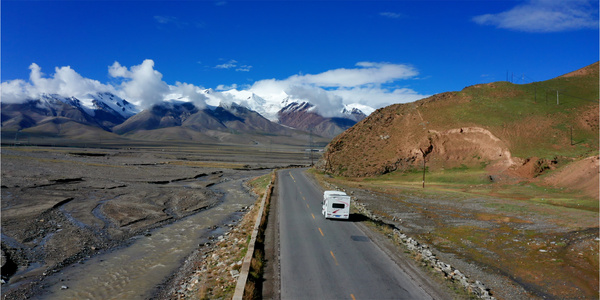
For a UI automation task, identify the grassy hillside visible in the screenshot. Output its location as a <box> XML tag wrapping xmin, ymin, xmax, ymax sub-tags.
<box><xmin>319</xmin><ymin>62</ymin><xmax>598</xmax><ymax>179</ymax></box>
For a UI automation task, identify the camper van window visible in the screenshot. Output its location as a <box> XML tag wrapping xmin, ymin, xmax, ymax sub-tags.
<box><xmin>332</xmin><ymin>203</ymin><xmax>345</xmax><ymax>209</ymax></box>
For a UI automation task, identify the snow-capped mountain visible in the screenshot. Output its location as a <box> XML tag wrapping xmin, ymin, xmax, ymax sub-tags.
<box><xmin>1</xmin><ymin>92</ymin><xmax>139</xmax><ymax>131</ymax></box>
<box><xmin>208</xmin><ymin>88</ymin><xmax>373</xmax><ymax>123</ymax></box>
<box><xmin>111</xmin><ymin>99</ymin><xmax>304</xmax><ymax>144</ymax></box>
<box><xmin>2</xmin><ymin>86</ymin><xmax>370</xmax><ymax>143</ymax></box>
<box><xmin>209</xmin><ymin>89</ymin><xmax>283</xmax><ymax>121</ymax></box>
<box><xmin>277</xmin><ymin>101</ymin><xmax>366</xmax><ymax>138</ymax></box>
<box><xmin>82</xmin><ymin>92</ymin><xmax>139</xmax><ymax>119</ymax></box>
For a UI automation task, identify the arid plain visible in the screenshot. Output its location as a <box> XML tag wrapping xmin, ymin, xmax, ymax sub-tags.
<box><xmin>1</xmin><ymin>142</ymin><xmax>310</xmax><ymax>299</ymax></box>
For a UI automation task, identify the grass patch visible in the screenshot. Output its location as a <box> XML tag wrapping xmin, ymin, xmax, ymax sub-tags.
<box><xmin>430</xmin><ymin>223</ymin><xmax>600</xmax><ymax>299</ymax></box>
<box><xmin>326</xmin><ymin>163</ymin><xmax>597</xmax><ymax>215</ymax></box>
<box><xmin>247</xmin><ymin>173</ymin><xmax>272</xmax><ymax>198</ymax></box>
<box><xmin>364</xmin><ymin>165</ymin><xmax>492</xmax><ymax>187</ymax></box>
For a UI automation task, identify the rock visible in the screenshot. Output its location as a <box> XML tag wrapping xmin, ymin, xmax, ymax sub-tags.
<box><xmin>422</xmin><ymin>249</ymin><xmax>433</xmax><ymax>258</ymax></box>
<box><xmin>61</xmin><ymin>285</ymin><xmax>68</xmax><ymax>290</ymax></box>
<box><xmin>230</xmin><ymin>270</ymin><xmax>240</xmax><ymax>278</ymax></box>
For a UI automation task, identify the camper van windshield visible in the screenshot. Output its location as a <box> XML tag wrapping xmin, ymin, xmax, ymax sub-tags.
<box><xmin>332</xmin><ymin>203</ymin><xmax>345</xmax><ymax>209</ymax></box>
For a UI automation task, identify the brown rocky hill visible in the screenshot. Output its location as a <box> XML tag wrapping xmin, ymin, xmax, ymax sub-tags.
<box><xmin>317</xmin><ymin>62</ymin><xmax>599</xmax><ymax>196</ymax></box>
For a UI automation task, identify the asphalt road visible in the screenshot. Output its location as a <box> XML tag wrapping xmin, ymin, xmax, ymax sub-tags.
<box><xmin>278</xmin><ymin>168</ymin><xmax>436</xmax><ymax>300</ymax></box>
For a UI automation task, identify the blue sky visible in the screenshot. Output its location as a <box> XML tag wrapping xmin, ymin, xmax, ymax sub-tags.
<box><xmin>2</xmin><ymin>0</ymin><xmax>598</xmax><ymax>112</ymax></box>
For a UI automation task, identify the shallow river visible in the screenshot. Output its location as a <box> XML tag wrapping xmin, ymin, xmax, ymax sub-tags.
<box><xmin>38</xmin><ymin>171</ymin><xmax>264</xmax><ymax>300</ymax></box>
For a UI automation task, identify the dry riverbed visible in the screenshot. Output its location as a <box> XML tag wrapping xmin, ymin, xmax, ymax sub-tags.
<box><xmin>1</xmin><ymin>145</ymin><xmax>305</xmax><ymax>299</ymax></box>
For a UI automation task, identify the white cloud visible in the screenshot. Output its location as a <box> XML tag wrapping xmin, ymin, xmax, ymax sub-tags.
<box><xmin>2</xmin><ymin>60</ymin><xmax>428</xmax><ymax>119</ymax></box>
<box><xmin>286</xmin><ymin>85</ymin><xmax>345</xmax><ymax>118</ymax></box>
<box><xmin>215</xmin><ymin>59</ymin><xmax>253</xmax><ymax>72</ymax></box>
<box><xmin>1</xmin><ymin>63</ymin><xmax>115</xmax><ymax>104</ymax></box>
<box><xmin>286</xmin><ymin>62</ymin><xmax>418</xmax><ymax>87</ymax></box>
<box><xmin>109</xmin><ymin>59</ymin><xmax>170</xmax><ymax>107</ymax></box>
<box><xmin>28</xmin><ymin>63</ymin><xmax>115</xmax><ymax>97</ymax></box>
<box><xmin>1</xmin><ymin>79</ymin><xmax>33</xmax><ymax>103</ymax></box>
<box><xmin>168</xmin><ymin>82</ymin><xmax>208</xmax><ymax>108</ymax></box>
<box><xmin>380</xmin><ymin>12</ymin><xmax>404</xmax><ymax>19</ymax></box>
<box><xmin>215</xmin><ymin>59</ymin><xmax>238</xmax><ymax>69</ymax></box>
<box><xmin>331</xmin><ymin>86</ymin><xmax>426</xmax><ymax>109</ymax></box>
<box><xmin>243</xmin><ymin>62</ymin><xmax>428</xmax><ymax>117</ymax></box>
<box><xmin>1</xmin><ymin>60</ymin><xmax>209</xmax><ymax>110</ymax></box>
<box><xmin>473</xmin><ymin>0</ymin><xmax>599</xmax><ymax>32</ymax></box>
<box><xmin>216</xmin><ymin>83</ymin><xmax>238</xmax><ymax>91</ymax></box>
<box><xmin>236</xmin><ymin>65</ymin><xmax>252</xmax><ymax>72</ymax></box>
<box><xmin>108</xmin><ymin>61</ymin><xmax>131</xmax><ymax>78</ymax></box>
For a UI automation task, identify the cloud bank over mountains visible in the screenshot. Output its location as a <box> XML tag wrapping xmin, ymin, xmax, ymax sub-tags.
<box><xmin>1</xmin><ymin>59</ymin><xmax>428</xmax><ymax>118</ymax></box>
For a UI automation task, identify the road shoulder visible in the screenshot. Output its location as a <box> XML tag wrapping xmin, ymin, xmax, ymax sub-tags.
<box><xmin>354</xmin><ymin>221</ymin><xmax>456</xmax><ymax>300</ymax></box>
<box><xmin>262</xmin><ymin>170</ymin><xmax>281</xmax><ymax>300</ymax></box>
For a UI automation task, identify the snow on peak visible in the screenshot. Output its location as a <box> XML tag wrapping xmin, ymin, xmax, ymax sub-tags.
<box><xmin>37</xmin><ymin>92</ymin><xmax>140</xmax><ymax>119</ymax></box>
<box><xmin>84</xmin><ymin>92</ymin><xmax>139</xmax><ymax>118</ymax></box>
<box><xmin>344</xmin><ymin>103</ymin><xmax>374</xmax><ymax>116</ymax></box>
<box><xmin>220</xmin><ymin>89</ymin><xmax>282</xmax><ymax>121</ymax></box>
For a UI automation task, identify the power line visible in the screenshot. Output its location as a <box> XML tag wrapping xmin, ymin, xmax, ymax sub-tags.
<box><xmin>509</xmin><ymin>71</ymin><xmax>598</xmax><ymax>104</ymax></box>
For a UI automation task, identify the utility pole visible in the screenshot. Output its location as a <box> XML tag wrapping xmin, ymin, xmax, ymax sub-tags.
<box><xmin>419</xmin><ymin>148</ymin><xmax>427</xmax><ymax>188</ymax></box>
<box><xmin>570</xmin><ymin>126</ymin><xmax>573</xmax><ymax>146</ymax></box>
<box><xmin>422</xmin><ymin>159</ymin><xmax>426</xmax><ymax>188</ymax></box>
<box><xmin>309</xmin><ymin>130</ymin><xmax>313</xmax><ymax>165</ymax></box>
<box><xmin>556</xmin><ymin>90</ymin><xmax>559</xmax><ymax>105</ymax></box>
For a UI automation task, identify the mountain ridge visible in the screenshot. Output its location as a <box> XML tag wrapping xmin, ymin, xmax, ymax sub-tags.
<box><xmin>2</xmin><ymin>90</ymin><xmax>367</xmax><ymax>144</ymax></box>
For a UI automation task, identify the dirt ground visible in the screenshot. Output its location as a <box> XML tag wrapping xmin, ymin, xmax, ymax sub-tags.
<box><xmin>0</xmin><ymin>144</ymin><xmax>309</xmax><ymax>299</ymax></box>
<box><xmin>316</xmin><ymin>173</ymin><xmax>599</xmax><ymax>300</ymax></box>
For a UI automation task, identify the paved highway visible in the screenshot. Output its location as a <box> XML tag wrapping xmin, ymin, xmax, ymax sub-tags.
<box><xmin>278</xmin><ymin>168</ymin><xmax>436</xmax><ymax>300</ymax></box>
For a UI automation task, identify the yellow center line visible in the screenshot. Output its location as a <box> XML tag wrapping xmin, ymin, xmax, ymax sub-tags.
<box><xmin>302</xmin><ymin>196</ymin><xmax>306</xmax><ymax>201</ymax></box>
<box><xmin>330</xmin><ymin>251</ymin><xmax>339</xmax><ymax>265</ymax></box>
<box><xmin>311</xmin><ymin>213</ymin><xmax>315</xmax><ymax>220</ymax></box>
<box><xmin>351</xmin><ymin>294</ymin><xmax>356</xmax><ymax>300</ymax></box>
<box><xmin>318</xmin><ymin>227</ymin><xmax>324</xmax><ymax>236</ymax></box>
<box><xmin>306</xmin><ymin>203</ymin><xmax>310</xmax><ymax>208</ymax></box>
<box><xmin>290</xmin><ymin>174</ymin><xmax>295</xmax><ymax>181</ymax></box>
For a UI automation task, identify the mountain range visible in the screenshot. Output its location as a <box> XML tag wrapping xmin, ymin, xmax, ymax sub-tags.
<box><xmin>1</xmin><ymin>89</ymin><xmax>368</xmax><ymax>145</ymax></box>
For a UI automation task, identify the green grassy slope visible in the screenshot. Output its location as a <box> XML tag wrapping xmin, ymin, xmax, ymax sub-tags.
<box><xmin>319</xmin><ymin>62</ymin><xmax>599</xmax><ymax>177</ymax></box>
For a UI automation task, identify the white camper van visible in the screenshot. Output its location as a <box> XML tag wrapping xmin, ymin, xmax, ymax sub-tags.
<box><xmin>322</xmin><ymin>190</ymin><xmax>351</xmax><ymax>219</ymax></box>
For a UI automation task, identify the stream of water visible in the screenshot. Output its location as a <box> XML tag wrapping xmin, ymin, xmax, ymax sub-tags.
<box><xmin>37</xmin><ymin>173</ymin><xmax>262</xmax><ymax>300</ymax></box>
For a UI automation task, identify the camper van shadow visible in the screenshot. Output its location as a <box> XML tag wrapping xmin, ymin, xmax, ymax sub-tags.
<box><xmin>327</xmin><ymin>213</ymin><xmax>369</xmax><ymax>222</ymax></box>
